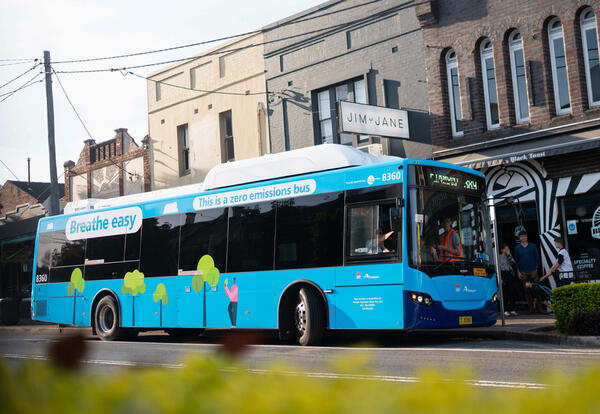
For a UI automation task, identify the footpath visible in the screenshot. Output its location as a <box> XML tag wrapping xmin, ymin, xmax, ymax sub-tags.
<box><xmin>414</xmin><ymin>314</ymin><xmax>600</xmax><ymax>348</ymax></box>
<box><xmin>0</xmin><ymin>315</ymin><xmax>599</xmax><ymax>348</ymax></box>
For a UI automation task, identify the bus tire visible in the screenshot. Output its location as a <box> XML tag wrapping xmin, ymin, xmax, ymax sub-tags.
<box><xmin>95</xmin><ymin>295</ymin><xmax>125</xmax><ymax>341</ymax></box>
<box><xmin>295</xmin><ymin>287</ymin><xmax>325</xmax><ymax>346</ymax></box>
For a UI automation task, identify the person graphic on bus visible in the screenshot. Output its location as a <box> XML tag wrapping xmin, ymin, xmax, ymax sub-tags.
<box><xmin>224</xmin><ymin>277</ymin><xmax>238</xmax><ymax>327</ymax></box>
<box><xmin>431</xmin><ymin>217</ymin><xmax>462</xmax><ymax>262</ymax></box>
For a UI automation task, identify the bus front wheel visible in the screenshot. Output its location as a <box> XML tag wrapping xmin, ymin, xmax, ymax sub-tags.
<box><xmin>294</xmin><ymin>288</ymin><xmax>325</xmax><ymax>346</ymax></box>
<box><xmin>95</xmin><ymin>295</ymin><xmax>128</xmax><ymax>341</ymax></box>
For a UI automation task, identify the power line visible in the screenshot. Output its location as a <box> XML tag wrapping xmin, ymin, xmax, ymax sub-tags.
<box><xmin>0</xmin><ymin>60</ymin><xmax>39</xmax><ymax>67</ymax></box>
<box><xmin>54</xmin><ymin>3</ymin><xmax>407</xmax><ymax>76</ymax></box>
<box><xmin>0</xmin><ymin>72</ymin><xmax>43</xmax><ymax>102</ymax></box>
<box><xmin>0</xmin><ymin>159</ymin><xmax>20</xmax><ymax>181</ymax></box>
<box><xmin>50</xmin><ymin>0</ymin><xmax>386</xmax><ymax>66</ymax></box>
<box><xmin>51</xmin><ymin>69</ymin><xmax>141</xmax><ymax>181</ymax></box>
<box><xmin>0</xmin><ymin>58</ymin><xmax>36</xmax><ymax>62</ymax></box>
<box><xmin>0</xmin><ymin>63</ymin><xmax>41</xmax><ymax>90</ymax></box>
<box><xmin>128</xmin><ymin>71</ymin><xmax>270</xmax><ymax>96</ymax></box>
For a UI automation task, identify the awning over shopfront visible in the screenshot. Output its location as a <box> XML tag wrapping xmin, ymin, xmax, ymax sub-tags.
<box><xmin>435</xmin><ymin>127</ymin><xmax>600</xmax><ymax>169</ymax></box>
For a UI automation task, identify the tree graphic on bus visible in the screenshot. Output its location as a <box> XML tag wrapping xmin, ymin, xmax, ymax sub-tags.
<box><xmin>121</xmin><ymin>270</ymin><xmax>146</xmax><ymax>326</ymax></box>
<box><xmin>66</xmin><ymin>267</ymin><xmax>85</xmax><ymax>324</ymax></box>
<box><xmin>152</xmin><ymin>283</ymin><xmax>169</xmax><ymax>327</ymax></box>
<box><xmin>191</xmin><ymin>255</ymin><xmax>220</xmax><ymax>327</ymax></box>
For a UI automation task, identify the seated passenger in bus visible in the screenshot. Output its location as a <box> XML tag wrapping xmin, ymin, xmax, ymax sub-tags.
<box><xmin>431</xmin><ymin>217</ymin><xmax>462</xmax><ymax>262</ymax></box>
<box><xmin>366</xmin><ymin>228</ymin><xmax>395</xmax><ymax>254</ymax></box>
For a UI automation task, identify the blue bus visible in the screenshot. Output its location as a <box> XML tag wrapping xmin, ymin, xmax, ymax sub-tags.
<box><xmin>31</xmin><ymin>145</ymin><xmax>497</xmax><ymax>345</ymax></box>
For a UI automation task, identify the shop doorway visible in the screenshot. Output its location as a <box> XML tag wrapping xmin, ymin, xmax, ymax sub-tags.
<box><xmin>496</xmin><ymin>201</ymin><xmax>541</xmax><ymax>252</ymax></box>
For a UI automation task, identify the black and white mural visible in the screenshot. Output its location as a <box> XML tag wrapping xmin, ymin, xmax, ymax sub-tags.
<box><xmin>485</xmin><ymin>160</ymin><xmax>600</xmax><ymax>288</ymax></box>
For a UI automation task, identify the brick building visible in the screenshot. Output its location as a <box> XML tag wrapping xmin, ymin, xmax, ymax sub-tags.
<box><xmin>63</xmin><ymin>128</ymin><xmax>151</xmax><ymax>203</ymax></box>
<box><xmin>417</xmin><ymin>0</ymin><xmax>600</xmax><ymax>283</ymax></box>
<box><xmin>264</xmin><ymin>0</ymin><xmax>431</xmax><ymax>158</ymax></box>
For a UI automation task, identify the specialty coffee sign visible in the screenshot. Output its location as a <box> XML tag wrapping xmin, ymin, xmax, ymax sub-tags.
<box><xmin>339</xmin><ymin>101</ymin><xmax>410</xmax><ymax>139</ymax></box>
<box><xmin>66</xmin><ymin>206</ymin><xmax>143</xmax><ymax>240</ymax></box>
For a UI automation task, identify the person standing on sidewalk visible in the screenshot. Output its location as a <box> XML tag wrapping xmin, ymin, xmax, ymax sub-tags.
<box><xmin>499</xmin><ymin>243</ymin><xmax>519</xmax><ymax>316</ymax></box>
<box><xmin>542</xmin><ymin>237</ymin><xmax>574</xmax><ymax>288</ymax></box>
<box><xmin>514</xmin><ymin>230</ymin><xmax>542</xmax><ymax>314</ymax></box>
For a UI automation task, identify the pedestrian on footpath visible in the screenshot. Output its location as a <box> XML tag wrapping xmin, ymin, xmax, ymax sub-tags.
<box><xmin>542</xmin><ymin>237</ymin><xmax>574</xmax><ymax>288</ymax></box>
<box><xmin>514</xmin><ymin>230</ymin><xmax>542</xmax><ymax>314</ymax></box>
<box><xmin>499</xmin><ymin>243</ymin><xmax>519</xmax><ymax>317</ymax></box>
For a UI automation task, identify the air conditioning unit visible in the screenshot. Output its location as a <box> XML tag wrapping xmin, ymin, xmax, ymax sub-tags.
<box><xmin>357</xmin><ymin>143</ymin><xmax>383</xmax><ymax>156</ymax></box>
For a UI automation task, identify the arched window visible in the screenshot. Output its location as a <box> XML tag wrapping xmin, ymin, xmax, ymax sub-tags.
<box><xmin>480</xmin><ymin>39</ymin><xmax>499</xmax><ymax>129</ymax></box>
<box><xmin>508</xmin><ymin>31</ymin><xmax>530</xmax><ymax>123</ymax></box>
<box><xmin>548</xmin><ymin>18</ymin><xmax>571</xmax><ymax>115</ymax></box>
<box><xmin>446</xmin><ymin>50</ymin><xmax>463</xmax><ymax>136</ymax></box>
<box><xmin>581</xmin><ymin>8</ymin><xmax>600</xmax><ymax>107</ymax></box>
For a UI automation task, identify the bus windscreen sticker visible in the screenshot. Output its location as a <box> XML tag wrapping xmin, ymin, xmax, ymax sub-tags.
<box><xmin>193</xmin><ymin>179</ymin><xmax>316</xmax><ymax>210</ymax></box>
<box><xmin>65</xmin><ymin>206</ymin><xmax>143</xmax><ymax>240</ymax></box>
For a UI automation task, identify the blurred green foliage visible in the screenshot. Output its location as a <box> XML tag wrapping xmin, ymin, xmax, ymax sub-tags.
<box><xmin>121</xmin><ymin>270</ymin><xmax>146</xmax><ymax>296</ymax></box>
<box><xmin>66</xmin><ymin>268</ymin><xmax>84</xmax><ymax>297</ymax></box>
<box><xmin>553</xmin><ymin>283</ymin><xmax>600</xmax><ymax>333</ymax></box>
<box><xmin>1</xmin><ymin>355</ymin><xmax>599</xmax><ymax>414</ymax></box>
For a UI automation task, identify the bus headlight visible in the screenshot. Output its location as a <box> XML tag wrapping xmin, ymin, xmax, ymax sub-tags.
<box><xmin>491</xmin><ymin>293</ymin><xmax>498</xmax><ymax>303</ymax></box>
<box><xmin>409</xmin><ymin>292</ymin><xmax>434</xmax><ymax>307</ymax></box>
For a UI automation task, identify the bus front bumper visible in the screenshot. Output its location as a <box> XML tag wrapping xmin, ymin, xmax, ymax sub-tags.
<box><xmin>403</xmin><ymin>292</ymin><xmax>497</xmax><ymax>329</ymax></box>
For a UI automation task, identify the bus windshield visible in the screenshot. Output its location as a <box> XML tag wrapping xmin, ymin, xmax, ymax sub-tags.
<box><xmin>408</xmin><ymin>166</ymin><xmax>494</xmax><ymax>277</ymax></box>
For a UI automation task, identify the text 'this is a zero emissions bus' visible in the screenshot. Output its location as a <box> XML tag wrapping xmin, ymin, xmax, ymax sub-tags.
<box><xmin>32</xmin><ymin>145</ymin><xmax>498</xmax><ymax>345</ymax></box>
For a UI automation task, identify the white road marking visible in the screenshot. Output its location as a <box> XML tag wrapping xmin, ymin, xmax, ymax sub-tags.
<box><xmin>1</xmin><ymin>353</ymin><xmax>547</xmax><ymax>389</ymax></box>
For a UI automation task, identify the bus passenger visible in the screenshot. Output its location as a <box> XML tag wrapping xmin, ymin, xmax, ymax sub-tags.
<box><xmin>367</xmin><ymin>228</ymin><xmax>395</xmax><ymax>254</ymax></box>
<box><xmin>431</xmin><ymin>217</ymin><xmax>462</xmax><ymax>262</ymax></box>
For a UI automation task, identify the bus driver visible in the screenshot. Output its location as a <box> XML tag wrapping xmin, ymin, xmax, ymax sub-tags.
<box><xmin>431</xmin><ymin>217</ymin><xmax>462</xmax><ymax>262</ymax></box>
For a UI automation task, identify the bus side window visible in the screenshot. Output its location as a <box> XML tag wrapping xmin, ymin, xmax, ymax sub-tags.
<box><xmin>179</xmin><ymin>208</ymin><xmax>228</xmax><ymax>272</ymax></box>
<box><xmin>140</xmin><ymin>214</ymin><xmax>182</xmax><ymax>277</ymax></box>
<box><xmin>275</xmin><ymin>192</ymin><xmax>344</xmax><ymax>270</ymax></box>
<box><xmin>227</xmin><ymin>202</ymin><xmax>275</xmax><ymax>273</ymax></box>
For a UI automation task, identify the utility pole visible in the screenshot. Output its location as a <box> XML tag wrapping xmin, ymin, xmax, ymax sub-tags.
<box><xmin>43</xmin><ymin>50</ymin><xmax>60</xmax><ymax>216</ymax></box>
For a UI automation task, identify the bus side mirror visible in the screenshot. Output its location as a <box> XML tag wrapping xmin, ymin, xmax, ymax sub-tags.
<box><xmin>390</xmin><ymin>207</ymin><xmax>402</xmax><ymax>232</ymax></box>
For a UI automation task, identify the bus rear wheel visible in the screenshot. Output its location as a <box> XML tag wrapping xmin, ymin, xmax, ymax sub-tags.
<box><xmin>95</xmin><ymin>295</ymin><xmax>129</xmax><ymax>341</ymax></box>
<box><xmin>294</xmin><ymin>288</ymin><xmax>325</xmax><ymax>346</ymax></box>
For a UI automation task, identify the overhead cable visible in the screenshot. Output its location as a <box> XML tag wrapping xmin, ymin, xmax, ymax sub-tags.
<box><xmin>50</xmin><ymin>0</ymin><xmax>386</xmax><ymax>65</ymax></box>
<box><xmin>0</xmin><ymin>73</ymin><xmax>43</xmax><ymax>102</ymax></box>
<box><xmin>51</xmin><ymin>69</ymin><xmax>141</xmax><ymax>180</ymax></box>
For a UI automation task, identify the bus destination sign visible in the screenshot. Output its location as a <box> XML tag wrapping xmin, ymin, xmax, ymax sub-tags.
<box><xmin>423</xmin><ymin>167</ymin><xmax>482</xmax><ymax>192</ymax></box>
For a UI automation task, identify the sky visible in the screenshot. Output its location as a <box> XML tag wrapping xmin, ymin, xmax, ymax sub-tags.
<box><xmin>0</xmin><ymin>0</ymin><xmax>326</xmax><ymax>186</ymax></box>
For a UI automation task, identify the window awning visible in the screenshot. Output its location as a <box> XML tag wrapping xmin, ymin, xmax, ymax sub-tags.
<box><xmin>436</xmin><ymin>128</ymin><xmax>600</xmax><ymax>169</ymax></box>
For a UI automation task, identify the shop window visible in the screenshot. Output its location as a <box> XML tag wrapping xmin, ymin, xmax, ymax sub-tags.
<box><xmin>480</xmin><ymin>39</ymin><xmax>500</xmax><ymax>129</ymax></box>
<box><xmin>140</xmin><ymin>215</ymin><xmax>182</xmax><ymax>277</ymax></box>
<box><xmin>275</xmin><ymin>192</ymin><xmax>344</xmax><ymax>270</ymax></box>
<box><xmin>508</xmin><ymin>31</ymin><xmax>530</xmax><ymax>123</ymax></box>
<box><xmin>548</xmin><ymin>18</ymin><xmax>571</xmax><ymax>115</ymax></box>
<box><xmin>562</xmin><ymin>194</ymin><xmax>600</xmax><ymax>281</ymax></box>
<box><xmin>227</xmin><ymin>202</ymin><xmax>275</xmax><ymax>273</ymax></box>
<box><xmin>314</xmin><ymin>77</ymin><xmax>369</xmax><ymax>145</ymax></box>
<box><xmin>179</xmin><ymin>208</ymin><xmax>228</xmax><ymax>273</ymax></box>
<box><xmin>581</xmin><ymin>8</ymin><xmax>600</xmax><ymax>107</ymax></box>
<box><xmin>446</xmin><ymin>49</ymin><xmax>463</xmax><ymax>137</ymax></box>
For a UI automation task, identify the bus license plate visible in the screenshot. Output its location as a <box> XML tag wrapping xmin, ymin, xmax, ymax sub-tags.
<box><xmin>473</xmin><ymin>268</ymin><xmax>486</xmax><ymax>276</ymax></box>
<box><xmin>459</xmin><ymin>316</ymin><xmax>472</xmax><ymax>325</ymax></box>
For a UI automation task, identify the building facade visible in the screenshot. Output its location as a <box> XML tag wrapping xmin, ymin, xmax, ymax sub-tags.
<box><xmin>418</xmin><ymin>0</ymin><xmax>600</xmax><ymax>283</ymax></box>
<box><xmin>147</xmin><ymin>33</ymin><xmax>270</xmax><ymax>190</ymax></box>
<box><xmin>63</xmin><ymin>128</ymin><xmax>150</xmax><ymax>203</ymax></box>
<box><xmin>263</xmin><ymin>0</ymin><xmax>431</xmax><ymax>158</ymax></box>
<box><xmin>0</xmin><ymin>180</ymin><xmax>65</xmax><ymax>322</ymax></box>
